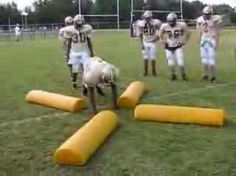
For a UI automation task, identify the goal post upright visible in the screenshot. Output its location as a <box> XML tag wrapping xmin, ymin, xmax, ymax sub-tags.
<box><xmin>78</xmin><ymin>0</ymin><xmax>120</xmax><ymax>30</ymax></box>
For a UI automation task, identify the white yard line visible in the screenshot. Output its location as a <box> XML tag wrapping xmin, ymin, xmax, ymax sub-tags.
<box><xmin>0</xmin><ymin>112</ymin><xmax>70</xmax><ymax>127</ymax></box>
<box><xmin>153</xmin><ymin>83</ymin><xmax>229</xmax><ymax>100</ymax></box>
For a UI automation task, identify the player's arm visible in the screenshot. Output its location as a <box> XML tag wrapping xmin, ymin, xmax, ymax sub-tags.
<box><xmin>87</xmin><ymin>86</ymin><xmax>97</xmax><ymax>114</ymax></box>
<box><xmin>87</xmin><ymin>37</ymin><xmax>94</xmax><ymax>57</ymax></box>
<box><xmin>63</xmin><ymin>28</ymin><xmax>73</xmax><ymax>62</ymax></box>
<box><xmin>65</xmin><ymin>38</ymin><xmax>72</xmax><ymax>62</ymax></box>
<box><xmin>111</xmin><ymin>83</ymin><xmax>118</xmax><ymax>109</ymax></box>
<box><xmin>138</xmin><ymin>26</ymin><xmax>144</xmax><ymax>50</ymax></box>
<box><xmin>159</xmin><ymin>25</ymin><xmax>166</xmax><ymax>45</ymax></box>
<box><xmin>152</xmin><ymin>23</ymin><xmax>161</xmax><ymax>43</ymax></box>
<box><xmin>86</xmin><ymin>25</ymin><xmax>94</xmax><ymax>57</ymax></box>
<box><xmin>196</xmin><ymin>20</ymin><xmax>202</xmax><ymax>45</ymax></box>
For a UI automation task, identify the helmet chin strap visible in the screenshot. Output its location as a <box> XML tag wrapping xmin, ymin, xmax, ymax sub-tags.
<box><xmin>74</xmin><ymin>23</ymin><xmax>83</xmax><ymax>29</ymax></box>
<box><xmin>204</xmin><ymin>14</ymin><xmax>211</xmax><ymax>20</ymax></box>
<box><xmin>169</xmin><ymin>21</ymin><xmax>176</xmax><ymax>27</ymax></box>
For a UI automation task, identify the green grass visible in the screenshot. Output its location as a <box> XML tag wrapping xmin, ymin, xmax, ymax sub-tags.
<box><xmin>0</xmin><ymin>30</ymin><xmax>236</xmax><ymax>176</ymax></box>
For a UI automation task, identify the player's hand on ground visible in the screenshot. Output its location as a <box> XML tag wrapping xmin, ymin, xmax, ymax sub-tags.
<box><xmin>112</xmin><ymin>105</ymin><xmax>119</xmax><ymax>110</ymax></box>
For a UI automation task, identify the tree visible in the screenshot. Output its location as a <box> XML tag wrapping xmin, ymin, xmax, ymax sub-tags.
<box><xmin>94</xmin><ymin>0</ymin><xmax>117</xmax><ymax>14</ymax></box>
<box><xmin>0</xmin><ymin>2</ymin><xmax>21</xmax><ymax>28</ymax></box>
<box><xmin>33</xmin><ymin>0</ymin><xmax>94</xmax><ymax>23</ymax></box>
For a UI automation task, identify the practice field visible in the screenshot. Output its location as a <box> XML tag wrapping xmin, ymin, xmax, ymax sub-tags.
<box><xmin>0</xmin><ymin>30</ymin><xmax>236</xmax><ymax>176</ymax></box>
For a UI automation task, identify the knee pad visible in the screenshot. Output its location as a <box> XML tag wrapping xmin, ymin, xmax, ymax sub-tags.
<box><xmin>167</xmin><ymin>58</ymin><xmax>175</xmax><ymax>66</ymax></box>
<box><xmin>166</xmin><ymin>50</ymin><xmax>175</xmax><ymax>66</ymax></box>
<box><xmin>72</xmin><ymin>64</ymin><xmax>79</xmax><ymax>73</ymax></box>
<box><xmin>208</xmin><ymin>49</ymin><xmax>216</xmax><ymax>66</ymax></box>
<box><xmin>176</xmin><ymin>48</ymin><xmax>184</xmax><ymax>66</ymax></box>
<box><xmin>208</xmin><ymin>58</ymin><xmax>215</xmax><ymax>66</ymax></box>
<box><xmin>177</xmin><ymin>58</ymin><xmax>184</xmax><ymax>67</ymax></box>
<box><xmin>150</xmin><ymin>44</ymin><xmax>157</xmax><ymax>60</ymax></box>
<box><xmin>201</xmin><ymin>58</ymin><xmax>209</xmax><ymax>66</ymax></box>
<box><xmin>142</xmin><ymin>50</ymin><xmax>148</xmax><ymax>60</ymax></box>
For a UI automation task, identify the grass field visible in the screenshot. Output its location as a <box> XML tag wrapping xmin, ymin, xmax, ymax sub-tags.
<box><xmin>0</xmin><ymin>30</ymin><xmax>236</xmax><ymax>176</ymax></box>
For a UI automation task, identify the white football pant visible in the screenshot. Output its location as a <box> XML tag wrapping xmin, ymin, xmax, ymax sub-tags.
<box><xmin>142</xmin><ymin>42</ymin><xmax>157</xmax><ymax>60</ymax></box>
<box><xmin>165</xmin><ymin>48</ymin><xmax>184</xmax><ymax>67</ymax></box>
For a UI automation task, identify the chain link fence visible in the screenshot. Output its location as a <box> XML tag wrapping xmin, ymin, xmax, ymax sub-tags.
<box><xmin>0</xmin><ymin>20</ymin><xmax>131</xmax><ymax>42</ymax></box>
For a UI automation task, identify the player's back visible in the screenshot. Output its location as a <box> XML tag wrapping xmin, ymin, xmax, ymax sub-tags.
<box><xmin>139</xmin><ymin>19</ymin><xmax>162</xmax><ymax>42</ymax></box>
<box><xmin>83</xmin><ymin>57</ymin><xmax>108</xmax><ymax>86</ymax></box>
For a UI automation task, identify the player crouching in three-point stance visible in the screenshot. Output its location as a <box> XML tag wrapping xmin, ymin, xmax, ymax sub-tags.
<box><xmin>160</xmin><ymin>13</ymin><xmax>190</xmax><ymax>81</ymax></box>
<box><xmin>82</xmin><ymin>57</ymin><xmax>119</xmax><ymax>114</ymax></box>
<box><xmin>64</xmin><ymin>14</ymin><xmax>94</xmax><ymax>89</ymax></box>
<box><xmin>197</xmin><ymin>5</ymin><xmax>222</xmax><ymax>82</ymax></box>
<box><xmin>58</xmin><ymin>16</ymin><xmax>74</xmax><ymax>78</ymax></box>
<box><xmin>138</xmin><ymin>11</ymin><xmax>161</xmax><ymax>76</ymax></box>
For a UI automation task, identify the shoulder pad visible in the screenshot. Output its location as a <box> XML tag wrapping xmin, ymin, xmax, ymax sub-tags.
<box><xmin>197</xmin><ymin>16</ymin><xmax>204</xmax><ymax>24</ymax></box>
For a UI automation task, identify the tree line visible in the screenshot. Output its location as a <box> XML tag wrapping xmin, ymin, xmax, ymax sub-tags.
<box><xmin>0</xmin><ymin>0</ymin><xmax>235</xmax><ymax>25</ymax></box>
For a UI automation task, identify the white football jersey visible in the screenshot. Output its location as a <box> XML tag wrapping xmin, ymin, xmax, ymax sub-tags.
<box><xmin>15</xmin><ymin>26</ymin><xmax>21</xmax><ymax>36</ymax></box>
<box><xmin>58</xmin><ymin>26</ymin><xmax>66</xmax><ymax>41</ymax></box>
<box><xmin>196</xmin><ymin>15</ymin><xmax>222</xmax><ymax>39</ymax></box>
<box><xmin>83</xmin><ymin>57</ymin><xmax>111</xmax><ymax>86</ymax></box>
<box><xmin>160</xmin><ymin>22</ymin><xmax>187</xmax><ymax>47</ymax></box>
<box><xmin>138</xmin><ymin>19</ymin><xmax>162</xmax><ymax>42</ymax></box>
<box><xmin>63</xmin><ymin>24</ymin><xmax>92</xmax><ymax>53</ymax></box>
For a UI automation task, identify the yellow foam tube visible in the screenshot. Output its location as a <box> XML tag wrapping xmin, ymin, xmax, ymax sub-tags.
<box><xmin>117</xmin><ymin>81</ymin><xmax>147</xmax><ymax>108</ymax></box>
<box><xmin>134</xmin><ymin>104</ymin><xmax>225</xmax><ymax>126</ymax></box>
<box><xmin>26</xmin><ymin>90</ymin><xmax>85</xmax><ymax>112</ymax></box>
<box><xmin>53</xmin><ymin>111</ymin><xmax>118</xmax><ymax>165</ymax></box>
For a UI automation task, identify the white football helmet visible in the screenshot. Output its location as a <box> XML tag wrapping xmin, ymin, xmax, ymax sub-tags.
<box><xmin>202</xmin><ymin>5</ymin><xmax>213</xmax><ymax>20</ymax></box>
<box><xmin>202</xmin><ymin>5</ymin><xmax>213</xmax><ymax>15</ymax></box>
<box><xmin>74</xmin><ymin>14</ymin><xmax>85</xmax><ymax>27</ymax></box>
<box><xmin>143</xmin><ymin>10</ymin><xmax>153</xmax><ymax>20</ymax></box>
<box><xmin>101</xmin><ymin>64</ymin><xmax>119</xmax><ymax>84</ymax></box>
<box><xmin>167</xmin><ymin>12</ymin><xmax>177</xmax><ymax>27</ymax></box>
<box><xmin>64</xmin><ymin>16</ymin><xmax>73</xmax><ymax>25</ymax></box>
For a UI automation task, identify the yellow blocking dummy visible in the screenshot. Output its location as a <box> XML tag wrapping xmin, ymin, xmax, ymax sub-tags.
<box><xmin>26</xmin><ymin>90</ymin><xmax>85</xmax><ymax>112</ymax></box>
<box><xmin>53</xmin><ymin>111</ymin><xmax>118</xmax><ymax>165</ymax></box>
<box><xmin>117</xmin><ymin>81</ymin><xmax>147</xmax><ymax>108</ymax></box>
<box><xmin>134</xmin><ymin>104</ymin><xmax>225</xmax><ymax>126</ymax></box>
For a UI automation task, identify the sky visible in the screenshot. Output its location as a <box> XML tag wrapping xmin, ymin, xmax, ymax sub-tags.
<box><xmin>1</xmin><ymin>0</ymin><xmax>236</xmax><ymax>10</ymax></box>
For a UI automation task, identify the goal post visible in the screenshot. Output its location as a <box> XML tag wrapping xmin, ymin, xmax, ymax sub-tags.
<box><xmin>78</xmin><ymin>0</ymin><xmax>120</xmax><ymax>31</ymax></box>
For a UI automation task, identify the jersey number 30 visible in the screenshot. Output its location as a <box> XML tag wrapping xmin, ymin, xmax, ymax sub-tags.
<box><xmin>72</xmin><ymin>33</ymin><xmax>86</xmax><ymax>43</ymax></box>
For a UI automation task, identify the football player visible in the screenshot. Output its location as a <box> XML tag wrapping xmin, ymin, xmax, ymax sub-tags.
<box><xmin>58</xmin><ymin>16</ymin><xmax>73</xmax><ymax>76</ymax></box>
<box><xmin>82</xmin><ymin>57</ymin><xmax>119</xmax><ymax>114</ymax></box>
<box><xmin>15</xmin><ymin>24</ymin><xmax>21</xmax><ymax>42</ymax></box>
<box><xmin>160</xmin><ymin>12</ymin><xmax>190</xmax><ymax>81</ymax></box>
<box><xmin>138</xmin><ymin>11</ymin><xmax>162</xmax><ymax>76</ymax></box>
<box><xmin>63</xmin><ymin>14</ymin><xmax>94</xmax><ymax>89</ymax></box>
<box><xmin>197</xmin><ymin>5</ymin><xmax>222</xmax><ymax>82</ymax></box>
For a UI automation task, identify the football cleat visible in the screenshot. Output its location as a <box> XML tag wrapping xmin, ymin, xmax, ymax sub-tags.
<box><xmin>171</xmin><ymin>74</ymin><xmax>177</xmax><ymax>81</ymax></box>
